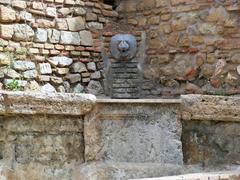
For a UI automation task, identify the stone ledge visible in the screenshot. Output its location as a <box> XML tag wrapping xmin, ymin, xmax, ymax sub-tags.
<box><xmin>73</xmin><ymin>162</ymin><xmax>182</xmax><ymax>180</ymax></box>
<box><xmin>181</xmin><ymin>94</ymin><xmax>240</xmax><ymax>122</ymax></box>
<box><xmin>132</xmin><ymin>171</ymin><xmax>240</xmax><ymax>180</ymax></box>
<box><xmin>97</xmin><ymin>98</ymin><xmax>182</xmax><ymax>104</ymax></box>
<box><xmin>0</xmin><ymin>91</ymin><xmax>96</xmax><ymax>115</ymax></box>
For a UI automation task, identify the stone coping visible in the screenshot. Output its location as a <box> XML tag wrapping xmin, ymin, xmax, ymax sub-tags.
<box><xmin>0</xmin><ymin>91</ymin><xmax>96</xmax><ymax>116</ymax></box>
<box><xmin>0</xmin><ymin>91</ymin><xmax>239</xmax><ymax>122</ymax></box>
<box><xmin>96</xmin><ymin>98</ymin><xmax>182</xmax><ymax>104</ymax></box>
<box><xmin>181</xmin><ymin>94</ymin><xmax>240</xmax><ymax>121</ymax></box>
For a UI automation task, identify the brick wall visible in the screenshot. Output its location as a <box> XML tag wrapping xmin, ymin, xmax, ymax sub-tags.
<box><xmin>2</xmin><ymin>0</ymin><xmax>240</xmax><ymax>98</ymax></box>
<box><xmin>0</xmin><ymin>0</ymin><xmax>117</xmax><ymax>95</ymax></box>
<box><xmin>117</xmin><ymin>0</ymin><xmax>240</xmax><ymax>97</ymax></box>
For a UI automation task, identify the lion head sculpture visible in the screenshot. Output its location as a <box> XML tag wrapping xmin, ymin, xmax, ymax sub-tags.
<box><xmin>110</xmin><ymin>34</ymin><xmax>137</xmax><ymax>61</ymax></box>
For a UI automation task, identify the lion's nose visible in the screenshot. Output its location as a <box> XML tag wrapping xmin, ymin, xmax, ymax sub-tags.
<box><xmin>118</xmin><ymin>41</ymin><xmax>130</xmax><ymax>52</ymax></box>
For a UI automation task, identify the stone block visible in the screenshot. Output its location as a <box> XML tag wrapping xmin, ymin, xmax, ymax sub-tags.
<box><xmin>73</xmin><ymin>83</ymin><xmax>84</xmax><ymax>93</ymax></box>
<box><xmin>65</xmin><ymin>73</ymin><xmax>81</xmax><ymax>83</ymax></box>
<box><xmin>0</xmin><ymin>0</ymin><xmax>11</xmax><ymax>4</ymax></box>
<box><xmin>23</xmin><ymin>70</ymin><xmax>38</xmax><ymax>79</ymax></box>
<box><xmin>56</xmin><ymin>68</ymin><xmax>69</xmax><ymax>75</ymax></box>
<box><xmin>84</xmin><ymin>101</ymin><xmax>183</xmax><ymax>164</ymax></box>
<box><xmin>25</xmin><ymin>80</ymin><xmax>40</xmax><ymax>91</ymax></box>
<box><xmin>74</xmin><ymin>7</ymin><xmax>86</xmax><ymax>15</ymax></box>
<box><xmin>66</xmin><ymin>16</ymin><xmax>85</xmax><ymax>31</ymax></box>
<box><xmin>12</xmin><ymin>0</ymin><xmax>27</xmax><ymax>9</ymax></box>
<box><xmin>79</xmin><ymin>30</ymin><xmax>93</xmax><ymax>46</ymax></box>
<box><xmin>40</xmin><ymin>83</ymin><xmax>56</xmax><ymax>93</ymax></box>
<box><xmin>60</xmin><ymin>31</ymin><xmax>80</xmax><ymax>45</ymax></box>
<box><xmin>39</xmin><ymin>63</ymin><xmax>52</xmax><ymax>74</ymax></box>
<box><xmin>5</xmin><ymin>69</ymin><xmax>21</xmax><ymax>78</ymax></box>
<box><xmin>13</xmin><ymin>24</ymin><xmax>34</xmax><ymax>41</ymax></box>
<box><xmin>71</xmin><ymin>62</ymin><xmax>87</xmax><ymax>73</ymax></box>
<box><xmin>0</xmin><ymin>91</ymin><xmax>96</xmax><ymax>115</ymax></box>
<box><xmin>0</xmin><ymin>24</ymin><xmax>14</xmax><ymax>40</ymax></box>
<box><xmin>32</xmin><ymin>2</ymin><xmax>46</xmax><ymax>10</ymax></box>
<box><xmin>48</xmin><ymin>29</ymin><xmax>60</xmax><ymax>43</ymax></box>
<box><xmin>35</xmin><ymin>28</ymin><xmax>48</xmax><ymax>43</ymax></box>
<box><xmin>50</xmin><ymin>76</ymin><xmax>63</xmax><ymax>84</ymax></box>
<box><xmin>46</xmin><ymin>7</ymin><xmax>57</xmax><ymax>17</ymax></box>
<box><xmin>0</xmin><ymin>5</ymin><xmax>16</xmax><ymax>22</ymax></box>
<box><xmin>90</xmin><ymin>71</ymin><xmax>101</xmax><ymax>80</ymax></box>
<box><xmin>58</xmin><ymin>8</ymin><xmax>72</xmax><ymax>16</ymax></box>
<box><xmin>87</xmin><ymin>22</ymin><xmax>103</xmax><ymax>30</ymax></box>
<box><xmin>181</xmin><ymin>95</ymin><xmax>240</xmax><ymax>121</ymax></box>
<box><xmin>182</xmin><ymin>120</ymin><xmax>240</xmax><ymax>166</ymax></box>
<box><xmin>0</xmin><ymin>53</ymin><xmax>11</xmax><ymax>65</ymax></box>
<box><xmin>56</xmin><ymin>19</ymin><xmax>68</xmax><ymax>30</ymax></box>
<box><xmin>13</xmin><ymin>61</ymin><xmax>36</xmax><ymax>71</ymax></box>
<box><xmin>87</xmin><ymin>62</ymin><xmax>96</xmax><ymax>71</ymax></box>
<box><xmin>86</xmin><ymin>13</ymin><xmax>97</xmax><ymax>21</ymax></box>
<box><xmin>49</xmin><ymin>56</ymin><xmax>73</xmax><ymax>67</ymax></box>
<box><xmin>19</xmin><ymin>11</ymin><xmax>34</xmax><ymax>22</ymax></box>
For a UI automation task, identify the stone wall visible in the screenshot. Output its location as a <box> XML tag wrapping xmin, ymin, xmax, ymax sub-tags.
<box><xmin>0</xmin><ymin>0</ymin><xmax>117</xmax><ymax>95</ymax></box>
<box><xmin>1</xmin><ymin>0</ymin><xmax>240</xmax><ymax>98</ymax></box>
<box><xmin>116</xmin><ymin>0</ymin><xmax>240</xmax><ymax>97</ymax></box>
<box><xmin>0</xmin><ymin>91</ymin><xmax>95</xmax><ymax>179</ymax></box>
<box><xmin>181</xmin><ymin>95</ymin><xmax>240</xmax><ymax>168</ymax></box>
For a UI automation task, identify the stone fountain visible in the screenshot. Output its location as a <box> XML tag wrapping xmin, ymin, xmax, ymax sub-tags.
<box><xmin>106</xmin><ymin>34</ymin><xmax>140</xmax><ymax>99</ymax></box>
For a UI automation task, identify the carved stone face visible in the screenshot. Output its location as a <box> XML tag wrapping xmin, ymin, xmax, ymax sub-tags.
<box><xmin>110</xmin><ymin>34</ymin><xmax>137</xmax><ymax>60</ymax></box>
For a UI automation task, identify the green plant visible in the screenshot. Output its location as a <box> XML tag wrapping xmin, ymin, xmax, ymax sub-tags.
<box><xmin>214</xmin><ymin>90</ymin><xmax>226</xmax><ymax>96</ymax></box>
<box><xmin>6</xmin><ymin>79</ymin><xmax>23</xmax><ymax>91</ymax></box>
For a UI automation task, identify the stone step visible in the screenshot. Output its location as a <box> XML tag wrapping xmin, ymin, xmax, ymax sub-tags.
<box><xmin>73</xmin><ymin>162</ymin><xmax>182</xmax><ymax>180</ymax></box>
<box><xmin>111</xmin><ymin>62</ymin><xmax>138</xmax><ymax>68</ymax></box>
<box><xmin>112</xmin><ymin>68</ymin><xmax>138</xmax><ymax>73</ymax></box>
<box><xmin>112</xmin><ymin>73</ymin><xmax>139</xmax><ymax>79</ymax></box>
<box><xmin>131</xmin><ymin>171</ymin><xmax>240</xmax><ymax>180</ymax></box>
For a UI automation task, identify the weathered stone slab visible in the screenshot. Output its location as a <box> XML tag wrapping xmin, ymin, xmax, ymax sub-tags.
<box><xmin>40</xmin><ymin>83</ymin><xmax>56</xmax><ymax>93</ymax></box>
<box><xmin>0</xmin><ymin>91</ymin><xmax>96</xmax><ymax>115</ymax></box>
<box><xmin>132</xmin><ymin>171</ymin><xmax>240</xmax><ymax>180</ymax></box>
<box><xmin>60</xmin><ymin>31</ymin><xmax>80</xmax><ymax>45</ymax></box>
<box><xmin>84</xmin><ymin>100</ymin><xmax>183</xmax><ymax>165</ymax></box>
<box><xmin>0</xmin><ymin>6</ymin><xmax>16</xmax><ymax>22</ymax></box>
<box><xmin>79</xmin><ymin>30</ymin><xmax>93</xmax><ymax>46</ymax></box>
<box><xmin>13</xmin><ymin>24</ymin><xmax>34</xmax><ymax>41</ymax></box>
<box><xmin>181</xmin><ymin>95</ymin><xmax>240</xmax><ymax>121</ymax></box>
<box><xmin>182</xmin><ymin>120</ymin><xmax>240</xmax><ymax>166</ymax></box>
<box><xmin>49</xmin><ymin>56</ymin><xmax>73</xmax><ymax>67</ymax></box>
<box><xmin>35</xmin><ymin>28</ymin><xmax>48</xmax><ymax>43</ymax></box>
<box><xmin>0</xmin><ymin>114</ymin><xmax>85</xmax><ymax>180</ymax></box>
<box><xmin>66</xmin><ymin>16</ymin><xmax>85</xmax><ymax>31</ymax></box>
<box><xmin>13</xmin><ymin>60</ymin><xmax>36</xmax><ymax>71</ymax></box>
<box><xmin>73</xmin><ymin>162</ymin><xmax>182</xmax><ymax>180</ymax></box>
<box><xmin>0</xmin><ymin>162</ymin><xmax>76</xmax><ymax>180</ymax></box>
<box><xmin>0</xmin><ymin>24</ymin><xmax>14</xmax><ymax>39</ymax></box>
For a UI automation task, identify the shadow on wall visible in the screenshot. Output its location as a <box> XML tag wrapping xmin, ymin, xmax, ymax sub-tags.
<box><xmin>103</xmin><ymin>0</ymin><xmax>120</xmax><ymax>10</ymax></box>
